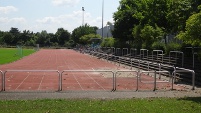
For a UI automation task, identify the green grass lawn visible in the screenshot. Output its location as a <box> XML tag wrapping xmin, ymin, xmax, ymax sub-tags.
<box><xmin>0</xmin><ymin>98</ymin><xmax>201</xmax><ymax>113</ymax></box>
<box><xmin>0</xmin><ymin>48</ymin><xmax>35</xmax><ymax>64</ymax></box>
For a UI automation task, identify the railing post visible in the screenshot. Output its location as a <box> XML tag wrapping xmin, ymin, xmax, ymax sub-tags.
<box><xmin>192</xmin><ymin>71</ymin><xmax>195</xmax><ymax>90</ymax></box>
<box><xmin>159</xmin><ymin>64</ymin><xmax>161</xmax><ymax>79</ymax></box>
<box><xmin>0</xmin><ymin>71</ymin><xmax>3</xmax><ymax>91</ymax></box>
<box><xmin>154</xmin><ymin>71</ymin><xmax>156</xmax><ymax>91</ymax></box>
<box><xmin>136</xmin><ymin>70</ymin><xmax>140</xmax><ymax>91</ymax></box>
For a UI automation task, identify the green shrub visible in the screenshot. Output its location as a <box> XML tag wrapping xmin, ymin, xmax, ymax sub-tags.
<box><xmin>165</xmin><ymin>42</ymin><xmax>182</xmax><ymax>54</ymax></box>
<box><xmin>151</xmin><ymin>41</ymin><xmax>165</xmax><ymax>51</ymax></box>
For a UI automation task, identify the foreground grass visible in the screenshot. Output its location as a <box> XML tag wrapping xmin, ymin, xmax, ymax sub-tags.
<box><xmin>0</xmin><ymin>98</ymin><xmax>201</xmax><ymax>113</ymax></box>
<box><xmin>0</xmin><ymin>48</ymin><xmax>35</xmax><ymax>64</ymax></box>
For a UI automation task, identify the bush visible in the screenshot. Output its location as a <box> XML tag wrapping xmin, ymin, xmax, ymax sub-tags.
<box><xmin>151</xmin><ymin>41</ymin><xmax>165</xmax><ymax>51</ymax></box>
<box><xmin>165</xmin><ymin>42</ymin><xmax>182</xmax><ymax>54</ymax></box>
<box><xmin>101</xmin><ymin>37</ymin><xmax>115</xmax><ymax>47</ymax></box>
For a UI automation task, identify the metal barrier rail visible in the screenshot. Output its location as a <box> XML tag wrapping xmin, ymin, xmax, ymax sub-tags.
<box><xmin>139</xmin><ymin>71</ymin><xmax>172</xmax><ymax>91</ymax></box>
<box><xmin>115</xmin><ymin>70</ymin><xmax>138</xmax><ymax>91</ymax></box>
<box><xmin>3</xmin><ymin>70</ymin><xmax>61</xmax><ymax>91</ymax></box>
<box><xmin>193</xmin><ymin>53</ymin><xmax>197</xmax><ymax>69</ymax></box>
<box><xmin>61</xmin><ymin>70</ymin><xmax>115</xmax><ymax>91</ymax></box>
<box><xmin>130</xmin><ymin>48</ymin><xmax>137</xmax><ymax>58</ymax></box>
<box><xmin>173</xmin><ymin>67</ymin><xmax>195</xmax><ymax>90</ymax></box>
<box><xmin>140</xmin><ymin>49</ymin><xmax>149</xmax><ymax>60</ymax></box>
<box><xmin>152</xmin><ymin>50</ymin><xmax>163</xmax><ymax>63</ymax></box>
<box><xmin>122</xmin><ymin>48</ymin><xmax>128</xmax><ymax>56</ymax></box>
<box><xmin>116</xmin><ymin>48</ymin><xmax>121</xmax><ymax>56</ymax></box>
<box><xmin>0</xmin><ymin>71</ymin><xmax>3</xmax><ymax>91</ymax></box>
<box><xmin>169</xmin><ymin>51</ymin><xmax>184</xmax><ymax>67</ymax></box>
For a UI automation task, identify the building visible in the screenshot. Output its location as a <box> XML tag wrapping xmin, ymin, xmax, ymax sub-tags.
<box><xmin>96</xmin><ymin>24</ymin><xmax>114</xmax><ymax>38</ymax></box>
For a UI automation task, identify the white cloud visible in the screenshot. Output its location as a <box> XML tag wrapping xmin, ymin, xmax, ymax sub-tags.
<box><xmin>52</xmin><ymin>0</ymin><xmax>80</xmax><ymax>7</ymax></box>
<box><xmin>0</xmin><ymin>17</ymin><xmax>27</xmax><ymax>31</ymax></box>
<box><xmin>34</xmin><ymin>10</ymin><xmax>113</xmax><ymax>33</ymax></box>
<box><xmin>0</xmin><ymin>17</ymin><xmax>26</xmax><ymax>23</ymax></box>
<box><xmin>35</xmin><ymin>10</ymin><xmax>85</xmax><ymax>32</ymax></box>
<box><xmin>0</xmin><ymin>6</ymin><xmax>18</xmax><ymax>14</ymax></box>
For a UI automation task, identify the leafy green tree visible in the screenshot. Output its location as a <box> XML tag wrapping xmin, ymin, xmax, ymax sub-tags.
<box><xmin>2</xmin><ymin>32</ymin><xmax>13</xmax><ymax>45</ymax></box>
<box><xmin>80</xmin><ymin>34</ymin><xmax>101</xmax><ymax>45</ymax></box>
<box><xmin>177</xmin><ymin>6</ymin><xmax>201</xmax><ymax>46</ymax></box>
<box><xmin>19</xmin><ymin>30</ymin><xmax>33</xmax><ymax>46</ymax></box>
<box><xmin>71</xmin><ymin>24</ymin><xmax>98</xmax><ymax>45</ymax></box>
<box><xmin>9</xmin><ymin>27</ymin><xmax>20</xmax><ymax>45</ymax></box>
<box><xmin>101</xmin><ymin>37</ymin><xmax>115</xmax><ymax>47</ymax></box>
<box><xmin>113</xmin><ymin>0</ymin><xmax>140</xmax><ymax>43</ymax></box>
<box><xmin>140</xmin><ymin>24</ymin><xmax>164</xmax><ymax>49</ymax></box>
<box><xmin>166</xmin><ymin>0</ymin><xmax>192</xmax><ymax>33</ymax></box>
<box><xmin>55</xmin><ymin>28</ymin><xmax>71</xmax><ymax>46</ymax></box>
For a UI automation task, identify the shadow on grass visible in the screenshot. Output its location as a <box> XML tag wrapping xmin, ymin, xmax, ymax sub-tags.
<box><xmin>178</xmin><ymin>97</ymin><xmax>201</xmax><ymax>103</ymax></box>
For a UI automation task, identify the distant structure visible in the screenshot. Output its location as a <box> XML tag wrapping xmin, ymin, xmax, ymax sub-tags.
<box><xmin>96</xmin><ymin>24</ymin><xmax>114</xmax><ymax>38</ymax></box>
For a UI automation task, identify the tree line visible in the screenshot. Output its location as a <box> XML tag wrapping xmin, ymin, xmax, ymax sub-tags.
<box><xmin>0</xmin><ymin>24</ymin><xmax>100</xmax><ymax>48</ymax></box>
<box><xmin>112</xmin><ymin>0</ymin><xmax>201</xmax><ymax>52</ymax></box>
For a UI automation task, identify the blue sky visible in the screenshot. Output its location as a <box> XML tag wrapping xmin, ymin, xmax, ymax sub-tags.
<box><xmin>0</xmin><ymin>0</ymin><xmax>120</xmax><ymax>33</ymax></box>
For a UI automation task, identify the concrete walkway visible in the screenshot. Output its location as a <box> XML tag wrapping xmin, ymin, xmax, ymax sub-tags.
<box><xmin>0</xmin><ymin>89</ymin><xmax>201</xmax><ymax>100</ymax></box>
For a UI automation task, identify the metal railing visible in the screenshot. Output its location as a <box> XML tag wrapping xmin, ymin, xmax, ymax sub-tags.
<box><xmin>116</xmin><ymin>48</ymin><xmax>121</xmax><ymax>56</ymax></box>
<box><xmin>114</xmin><ymin>70</ymin><xmax>138</xmax><ymax>91</ymax></box>
<box><xmin>139</xmin><ymin>71</ymin><xmax>172</xmax><ymax>91</ymax></box>
<box><xmin>3</xmin><ymin>70</ymin><xmax>61</xmax><ymax>91</ymax></box>
<box><xmin>122</xmin><ymin>48</ymin><xmax>128</xmax><ymax>56</ymax></box>
<box><xmin>0</xmin><ymin>71</ymin><xmax>3</xmax><ymax>91</ymax></box>
<box><xmin>152</xmin><ymin>50</ymin><xmax>163</xmax><ymax>63</ymax></box>
<box><xmin>173</xmin><ymin>67</ymin><xmax>195</xmax><ymax>90</ymax></box>
<box><xmin>130</xmin><ymin>48</ymin><xmax>137</xmax><ymax>58</ymax></box>
<box><xmin>61</xmin><ymin>70</ymin><xmax>115</xmax><ymax>91</ymax></box>
<box><xmin>193</xmin><ymin>53</ymin><xmax>197</xmax><ymax>69</ymax></box>
<box><xmin>169</xmin><ymin>51</ymin><xmax>184</xmax><ymax>67</ymax></box>
<box><xmin>140</xmin><ymin>49</ymin><xmax>149</xmax><ymax>60</ymax></box>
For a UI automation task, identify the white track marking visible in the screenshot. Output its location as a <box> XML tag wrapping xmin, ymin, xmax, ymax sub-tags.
<box><xmin>38</xmin><ymin>72</ymin><xmax>45</xmax><ymax>90</ymax></box>
<box><xmin>65</xmin><ymin>52</ymin><xmax>106</xmax><ymax>90</ymax></box>
<box><xmin>15</xmin><ymin>73</ymin><xmax>30</xmax><ymax>90</ymax></box>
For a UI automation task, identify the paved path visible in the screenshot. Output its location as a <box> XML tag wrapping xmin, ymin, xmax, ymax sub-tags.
<box><xmin>1</xmin><ymin>88</ymin><xmax>201</xmax><ymax>100</ymax></box>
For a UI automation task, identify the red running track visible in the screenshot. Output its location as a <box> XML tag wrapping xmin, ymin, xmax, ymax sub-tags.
<box><xmin>0</xmin><ymin>49</ymin><xmax>184</xmax><ymax>91</ymax></box>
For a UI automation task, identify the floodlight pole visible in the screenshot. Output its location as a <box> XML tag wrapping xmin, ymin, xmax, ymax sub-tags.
<box><xmin>102</xmin><ymin>0</ymin><xmax>104</xmax><ymax>40</ymax></box>
<box><xmin>82</xmin><ymin>7</ymin><xmax>85</xmax><ymax>26</ymax></box>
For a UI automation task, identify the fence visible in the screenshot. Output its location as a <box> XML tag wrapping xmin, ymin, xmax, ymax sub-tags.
<box><xmin>173</xmin><ymin>67</ymin><xmax>195</xmax><ymax>90</ymax></box>
<box><xmin>61</xmin><ymin>70</ymin><xmax>115</xmax><ymax>91</ymax></box>
<box><xmin>3</xmin><ymin>70</ymin><xmax>61</xmax><ymax>91</ymax></box>
<box><xmin>169</xmin><ymin>51</ymin><xmax>184</xmax><ymax>67</ymax></box>
<box><xmin>0</xmin><ymin>68</ymin><xmax>194</xmax><ymax>92</ymax></box>
<box><xmin>0</xmin><ymin>71</ymin><xmax>3</xmax><ymax>91</ymax></box>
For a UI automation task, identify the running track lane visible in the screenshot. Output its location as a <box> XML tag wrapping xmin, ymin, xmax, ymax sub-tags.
<box><xmin>0</xmin><ymin>49</ymin><xmax>184</xmax><ymax>91</ymax></box>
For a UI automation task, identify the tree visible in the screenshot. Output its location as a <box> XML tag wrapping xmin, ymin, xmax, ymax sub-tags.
<box><xmin>140</xmin><ymin>24</ymin><xmax>164</xmax><ymax>49</ymax></box>
<box><xmin>166</xmin><ymin>0</ymin><xmax>192</xmax><ymax>33</ymax></box>
<box><xmin>71</xmin><ymin>24</ymin><xmax>98</xmax><ymax>45</ymax></box>
<box><xmin>2</xmin><ymin>32</ymin><xmax>13</xmax><ymax>45</ymax></box>
<box><xmin>9</xmin><ymin>27</ymin><xmax>20</xmax><ymax>45</ymax></box>
<box><xmin>177</xmin><ymin>6</ymin><xmax>201</xmax><ymax>46</ymax></box>
<box><xmin>113</xmin><ymin>0</ymin><xmax>140</xmax><ymax>42</ymax></box>
<box><xmin>79</xmin><ymin>34</ymin><xmax>101</xmax><ymax>45</ymax></box>
<box><xmin>55</xmin><ymin>28</ymin><xmax>71</xmax><ymax>46</ymax></box>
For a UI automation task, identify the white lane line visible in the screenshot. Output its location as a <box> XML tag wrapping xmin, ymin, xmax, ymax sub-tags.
<box><xmin>62</xmin><ymin>51</ymin><xmax>83</xmax><ymax>90</ymax></box>
<box><xmin>38</xmin><ymin>72</ymin><xmax>45</xmax><ymax>90</ymax></box>
<box><xmin>68</xmin><ymin>54</ymin><xmax>106</xmax><ymax>90</ymax></box>
<box><xmin>72</xmin><ymin>72</ymin><xmax>84</xmax><ymax>90</ymax></box>
<box><xmin>15</xmin><ymin>73</ymin><xmax>30</xmax><ymax>90</ymax></box>
<box><xmin>84</xmin><ymin>72</ymin><xmax>106</xmax><ymax>91</ymax></box>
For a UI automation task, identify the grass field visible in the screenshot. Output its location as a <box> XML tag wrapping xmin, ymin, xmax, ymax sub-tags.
<box><xmin>0</xmin><ymin>98</ymin><xmax>201</xmax><ymax>113</ymax></box>
<box><xmin>0</xmin><ymin>48</ymin><xmax>35</xmax><ymax>64</ymax></box>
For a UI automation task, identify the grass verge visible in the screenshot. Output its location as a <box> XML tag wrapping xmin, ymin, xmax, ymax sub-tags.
<box><xmin>0</xmin><ymin>97</ymin><xmax>201</xmax><ymax>113</ymax></box>
<box><xmin>0</xmin><ymin>48</ymin><xmax>35</xmax><ymax>64</ymax></box>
